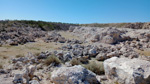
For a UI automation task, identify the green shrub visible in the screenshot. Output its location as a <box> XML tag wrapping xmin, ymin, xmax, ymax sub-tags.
<box><xmin>83</xmin><ymin>61</ymin><xmax>105</xmax><ymax>75</ymax></box>
<box><xmin>44</xmin><ymin>55</ymin><xmax>61</xmax><ymax>66</ymax></box>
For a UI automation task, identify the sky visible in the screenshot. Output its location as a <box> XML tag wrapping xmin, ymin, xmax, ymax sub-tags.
<box><xmin>0</xmin><ymin>0</ymin><xmax>150</xmax><ymax>24</ymax></box>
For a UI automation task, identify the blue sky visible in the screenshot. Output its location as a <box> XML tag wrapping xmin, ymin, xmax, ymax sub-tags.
<box><xmin>0</xmin><ymin>0</ymin><xmax>150</xmax><ymax>23</ymax></box>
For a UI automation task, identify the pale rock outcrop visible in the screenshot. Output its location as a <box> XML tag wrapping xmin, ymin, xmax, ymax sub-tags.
<box><xmin>104</xmin><ymin>57</ymin><xmax>150</xmax><ymax>84</ymax></box>
<box><xmin>51</xmin><ymin>65</ymin><xmax>100</xmax><ymax>84</ymax></box>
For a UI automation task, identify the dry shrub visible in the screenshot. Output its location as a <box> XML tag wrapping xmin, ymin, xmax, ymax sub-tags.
<box><xmin>3</xmin><ymin>56</ymin><xmax>8</xmax><ymax>59</ymax></box>
<box><xmin>78</xmin><ymin>57</ymin><xmax>89</xmax><ymax>64</ymax></box>
<box><xmin>70</xmin><ymin>57</ymin><xmax>89</xmax><ymax>66</ymax></box>
<box><xmin>44</xmin><ymin>54</ymin><xmax>61</xmax><ymax>66</ymax></box>
<box><xmin>83</xmin><ymin>61</ymin><xmax>105</xmax><ymax>75</ymax></box>
<box><xmin>70</xmin><ymin>58</ymin><xmax>81</xmax><ymax>66</ymax></box>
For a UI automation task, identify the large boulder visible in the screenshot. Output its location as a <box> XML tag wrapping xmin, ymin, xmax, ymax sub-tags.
<box><xmin>104</xmin><ymin>57</ymin><xmax>150</xmax><ymax>84</ymax></box>
<box><xmin>51</xmin><ymin>65</ymin><xmax>100</xmax><ymax>84</ymax></box>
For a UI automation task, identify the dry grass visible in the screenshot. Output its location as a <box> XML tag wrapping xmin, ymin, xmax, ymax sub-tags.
<box><xmin>2</xmin><ymin>56</ymin><xmax>8</xmax><ymax>59</ymax></box>
<box><xmin>0</xmin><ymin>40</ymin><xmax>64</xmax><ymax>68</ymax></box>
<box><xmin>34</xmin><ymin>52</ymin><xmax>41</xmax><ymax>56</ymax></box>
<box><xmin>83</xmin><ymin>61</ymin><xmax>105</xmax><ymax>75</ymax></box>
<box><xmin>44</xmin><ymin>54</ymin><xmax>61</xmax><ymax>66</ymax></box>
<box><xmin>16</xmin><ymin>54</ymin><xmax>24</xmax><ymax>58</ymax></box>
<box><xmin>58</xmin><ymin>31</ymin><xmax>80</xmax><ymax>40</ymax></box>
<box><xmin>70</xmin><ymin>58</ymin><xmax>81</xmax><ymax>66</ymax></box>
<box><xmin>0</xmin><ymin>41</ymin><xmax>62</xmax><ymax>57</ymax></box>
<box><xmin>70</xmin><ymin>57</ymin><xmax>89</xmax><ymax>66</ymax></box>
<box><xmin>78</xmin><ymin>57</ymin><xmax>89</xmax><ymax>64</ymax></box>
<box><xmin>136</xmin><ymin>50</ymin><xmax>150</xmax><ymax>56</ymax></box>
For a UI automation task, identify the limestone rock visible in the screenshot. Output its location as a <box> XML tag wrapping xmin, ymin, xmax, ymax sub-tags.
<box><xmin>96</xmin><ymin>53</ymin><xmax>107</xmax><ymax>61</ymax></box>
<box><xmin>29</xmin><ymin>80</ymin><xmax>40</xmax><ymax>84</ymax></box>
<box><xmin>51</xmin><ymin>65</ymin><xmax>100</xmax><ymax>84</ymax></box>
<box><xmin>13</xmin><ymin>74</ymin><xmax>23</xmax><ymax>84</ymax></box>
<box><xmin>104</xmin><ymin>57</ymin><xmax>150</xmax><ymax>84</ymax></box>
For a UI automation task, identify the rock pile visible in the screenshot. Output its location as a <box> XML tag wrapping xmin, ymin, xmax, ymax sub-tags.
<box><xmin>13</xmin><ymin>65</ymin><xmax>39</xmax><ymax>84</ymax></box>
<box><xmin>0</xmin><ymin>27</ymin><xmax>46</xmax><ymax>45</ymax></box>
<box><xmin>71</xmin><ymin>27</ymin><xmax>150</xmax><ymax>45</ymax></box>
<box><xmin>43</xmin><ymin>32</ymin><xmax>66</xmax><ymax>43</ymax></box>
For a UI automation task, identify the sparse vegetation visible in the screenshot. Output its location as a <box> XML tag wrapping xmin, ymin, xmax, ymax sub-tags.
<box><xmin>25</xmin><ymin>46</ymin><xmax>41</xmax><ymax>50</ymax></box>
<box><xmin>83</xmin><ymin>61</ymin><xmax>105</xmax><ymax>75</ymax></box>
<box><xmin>70</xmin><ymin>58</ymin><xmax>81</xmax><ymax>66</ymax></box>
<box><xmin>44</xmin><ymin>54</ymin><xmax>61</xmax><ymax>66</ymax></box>
<box><xmin>81</xmin><ymin>22</ymin><xmax>150</xmax><ymax>29</ymax></box>
<box><xmin>78</xmin><ymin>57</ymin><xmax>89</xmax><ymax>64</ymax></box>
<box><xmin>2</xmin><ymin>56</ymin><xmax>8</xmax><ymax>59</ymax></box>
<box><xmin>136</xmin><ymin>50</ymin><xmax>150</xmax><ymax>56</ymax></box>
<box><xmin>70</xmin><ymin>57</ymin><xmax>89</xmax><ymax>66</ymax></box>
<box><xmin>0</xmin><ymin>20</ymin><xmax>78</xmax><ymax>32</ymax></box>
<box><xmin>34</xmin><ymin>52</ymin><xmax>41</xmax><ymax>56</ymax></box>
<box><xmin>16</xmin><ymin>54</ymin><xmax>24</xmax><ymax>58</ymax></box>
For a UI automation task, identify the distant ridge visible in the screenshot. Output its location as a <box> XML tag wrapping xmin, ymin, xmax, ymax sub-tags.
<box><xmin>0</xmin><ymin>20</ymin><xmax>78</xmax><ymax>31</ymax></box>
<box><xmin>0</xmin><ymin>20</ymin><xmax>150</xmax><ymax>31</ymax></box>
<box><xmin>81</xmin><ymin>22</ymin><xmax>150</xmax><ymax>29</ymax></box>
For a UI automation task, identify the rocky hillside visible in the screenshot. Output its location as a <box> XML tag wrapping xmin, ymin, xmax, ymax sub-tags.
<box><xmin>0</xmin><ymin>20</ymin><xmax>150</xmax><ymax>84</ymax></box>
<box><xmin>0</xmin><ymin>20</ymin><xmax>78</xmax><ymax>31</ymax></box>
<box><xmin>81</xmin><ymin>22</ymin><xmax>150</xmax><ymax>29</ymax></box>
<box><xmin>0</xmin><ymin>20</ymin><xmax>78</xmax><ymax>45</ymax></box>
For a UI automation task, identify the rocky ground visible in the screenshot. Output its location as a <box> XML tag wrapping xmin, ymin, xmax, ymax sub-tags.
<box><xmin>0</xmin><ymin>25</ymin><xmax>150</xmax><ymax>84</ymax></box>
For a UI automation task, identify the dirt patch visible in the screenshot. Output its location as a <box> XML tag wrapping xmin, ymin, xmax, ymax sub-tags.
<box><xmin>58</xmin><ymin>31</ymin><xmax>80</xmax><ymax>40</ymax></box>
<box><xmin>0</xmin><ymin>40</ymin><xmax>65</xmax><ymax>67</ymax></box>
<box><xmin>136</xmin><ymin>49</ymin><xmax>150</xmax><ymax>56</ymax></box>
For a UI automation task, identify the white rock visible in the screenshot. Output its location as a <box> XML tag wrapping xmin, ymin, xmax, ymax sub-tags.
<box><xmin>51</xmin><ymin>65</ymin><xmax>100</xmax><ymax>84</ymax></box>
<box><xmin>29</xmin><ymin>80</ymin><xmax>40</xmax><ymax>84</ymax></box>
<box><xmin>104</xmin><ymin>57</ymin><xmax>150</xmax><ymax>84</ymax></box>
<box><xmin>13</xmin><ymin>74</ymin><xmax>23</xmax><ymax>84</ymax></box>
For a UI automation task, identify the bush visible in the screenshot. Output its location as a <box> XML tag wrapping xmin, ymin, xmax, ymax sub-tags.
<box><xmin>44</xmin><ymin>54</ymin><xmax>61</xmax><ymax>66</ymax></box>
<box><xmin>70</xmin><ymin>58</ymin><xmax>81</xmax><ymax>66</ymax></box>
<box><xmin>83</xmin><ymin>61</ymin><xmax>105</xmax><ymax>75</ymax></box>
